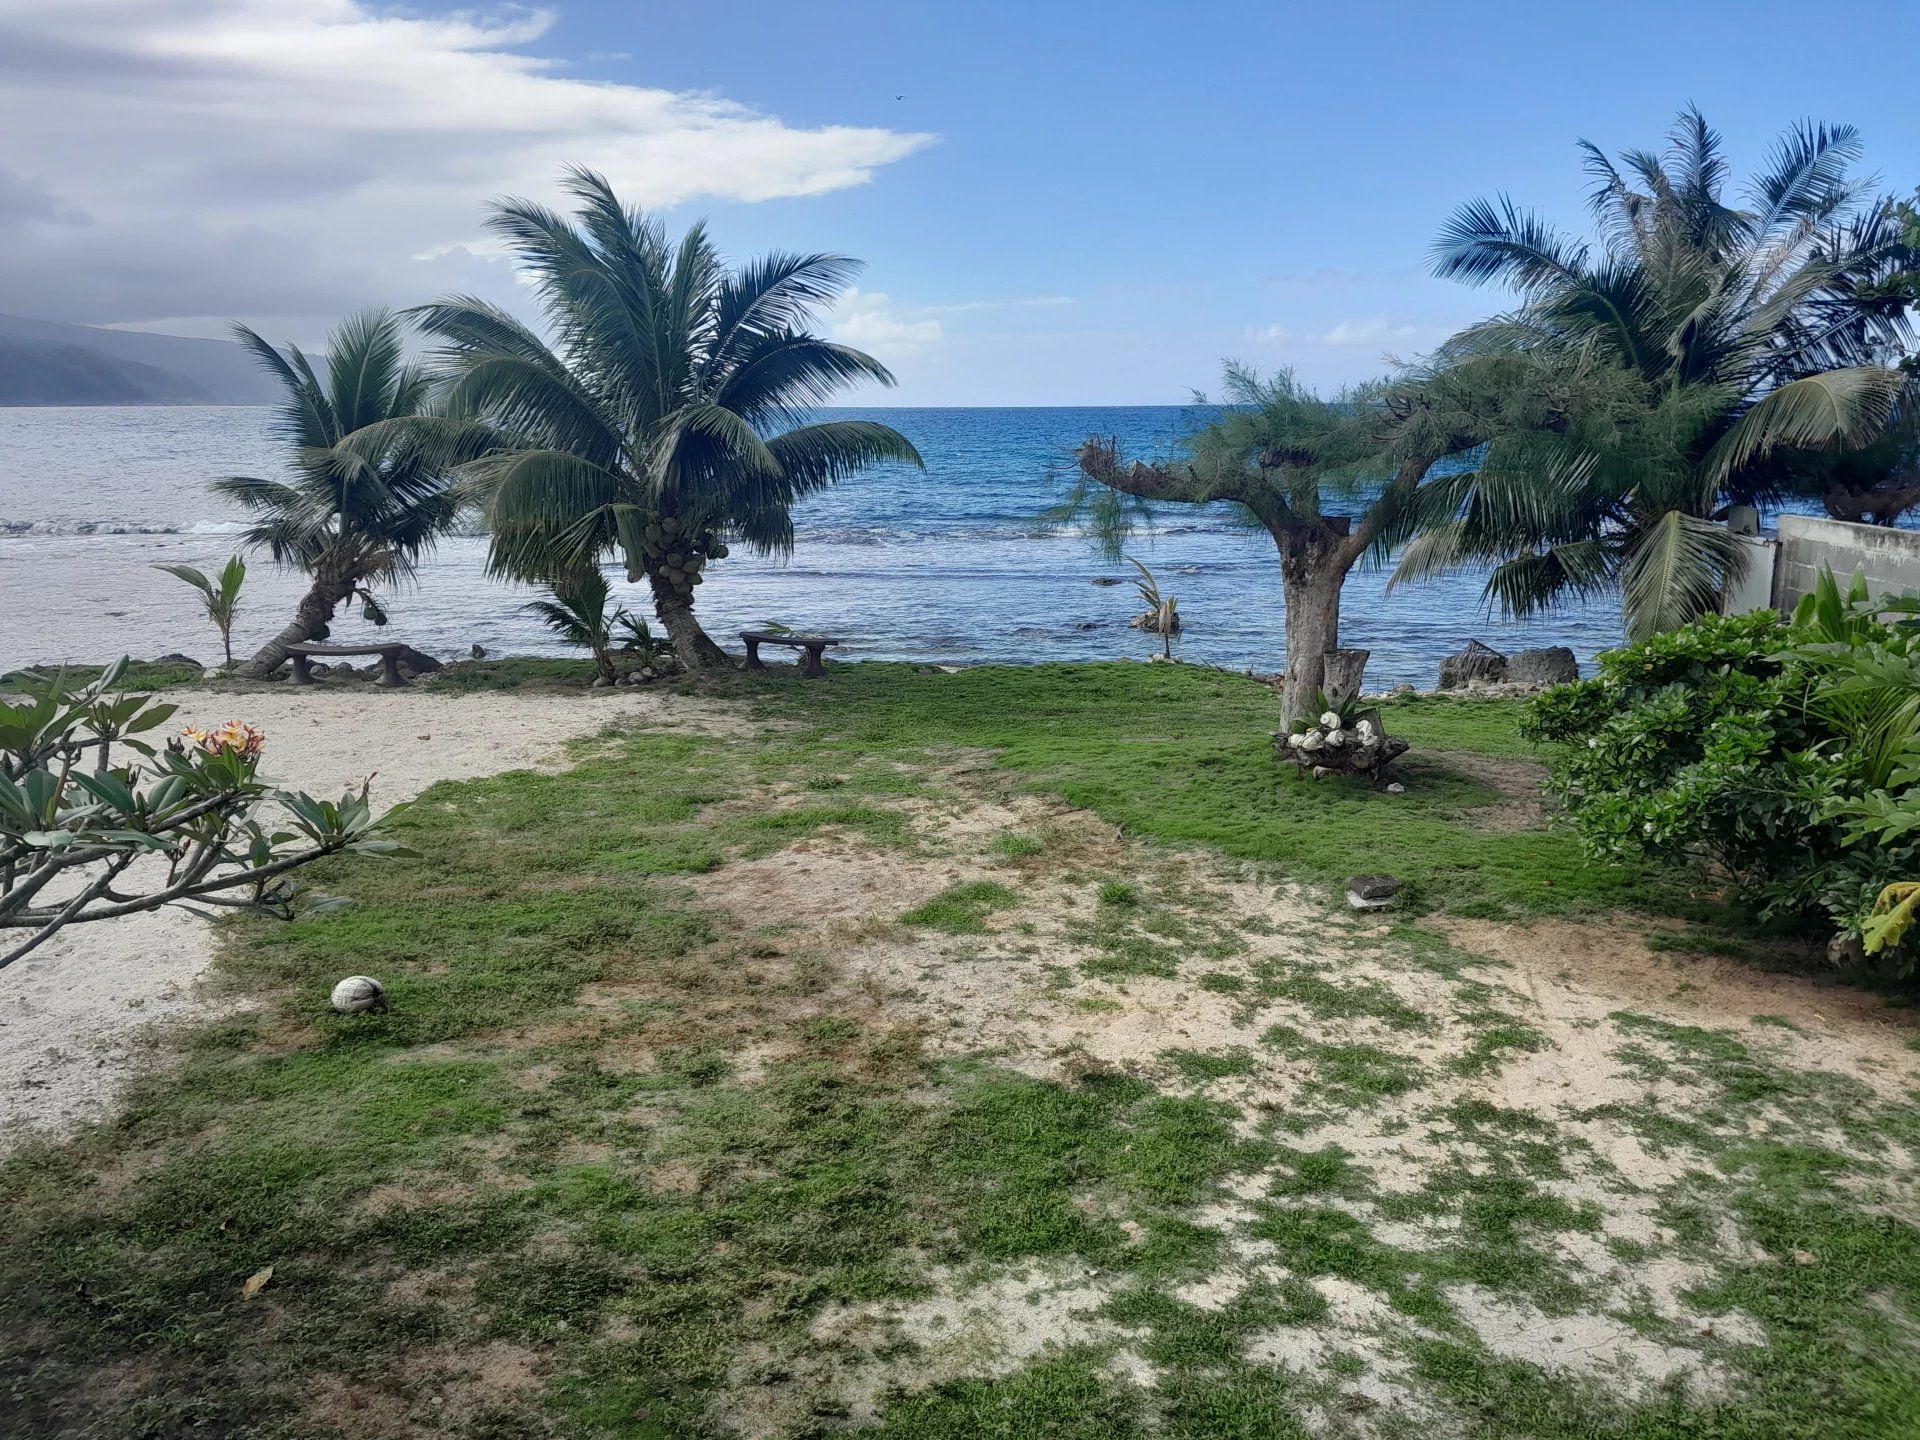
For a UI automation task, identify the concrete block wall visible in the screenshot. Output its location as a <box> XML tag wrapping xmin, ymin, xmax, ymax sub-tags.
<box><xmin>1770</xmin><ymin>515</ymin><xmax>1920</xmax><ymax>610</ymax></box>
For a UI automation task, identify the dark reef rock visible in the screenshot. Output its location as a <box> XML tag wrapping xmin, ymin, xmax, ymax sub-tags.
<box><xmin>1506</xmin><ymin>647</ymin><xmax>1578</xmax><ymax>687</ymax></box>
<box><xmin>1438</xmin><ymin>640</ymin><xmax>1507</xmax><ymax>691</ymax></box>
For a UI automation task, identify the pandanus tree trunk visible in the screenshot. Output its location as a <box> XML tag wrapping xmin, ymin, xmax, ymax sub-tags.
<box><xmin>1276</xmin><ymin>526</ymin><xmax>1362</xmax><ymax>728</ymax></box>
<box><xmin>644</xmin><ymin>562</ymin><xmax>731</xmax><ymax>670</ymax></box>
<box><xmin>240</xmin><ymin>565</ymin><xmax>355</xmax><ymax>678</ymax></box>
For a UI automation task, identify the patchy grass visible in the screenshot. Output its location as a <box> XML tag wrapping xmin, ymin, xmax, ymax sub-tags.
<box><xmin>6</xmin><ymin>662</ymin><xmax>1920</xmax><ymax>1438</ymax></box>
<box><xmin>719</xmin><ymin>662</ymin><xmax>1653</xmax><ymax>920</ymax></box>
<box><xmin>991</xmin><ymin>831</ymin><xmax>1047</xmax><ymax>860</ymax></box>
<box><xmin>427</xmin><ymin>656</ymin><xmax>608</xmax><ymax>691</ymax></box>
<box><xmin>3</xmin><ymin>657</ymin><xmax>213</xmax><ymax>692</ymax></box>
<box><xmin>902</xmin><ymin>880</ymin><xmax>1020</xmax><ymax>934</ymax></box>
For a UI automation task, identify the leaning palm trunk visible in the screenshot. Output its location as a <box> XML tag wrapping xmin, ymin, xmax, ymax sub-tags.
<box><xmin>240</xmin><ymin>566</ymin><xmax>354</xmax><ymax>678</ymax></box>
<box><xmin>644</xmin><ymin>559</ymin><xmax>731</xmax><ymax>669</ymax></box>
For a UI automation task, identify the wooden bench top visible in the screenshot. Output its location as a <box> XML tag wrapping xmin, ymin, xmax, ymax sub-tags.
<box><xmin>739</xmin><ymin>631</ymin><xmax>843</xmax><ymax>646</ymax></box>
<box><xmin>285</xmin><ymin>641</ymin><xmax>408</xmax><ymax>656</ymax></box>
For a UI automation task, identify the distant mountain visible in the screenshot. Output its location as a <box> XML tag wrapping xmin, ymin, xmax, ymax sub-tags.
<box><xmin>0</xmin><ymin>313</ymin><xmax>283</xmax><ymax>406</ymax></box>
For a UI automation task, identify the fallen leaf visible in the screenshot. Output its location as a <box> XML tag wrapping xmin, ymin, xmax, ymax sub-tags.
<box><xmin>242</xmin><ymin>1265</ymin><xmax>274</xmax><ymax>1299</ymax></box>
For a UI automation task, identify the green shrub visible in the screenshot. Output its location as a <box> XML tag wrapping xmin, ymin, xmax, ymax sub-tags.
<box><xmin>1523</xmin><ymin>580</ymin><xmax>1920</xmax><ymax>967</ymax></box>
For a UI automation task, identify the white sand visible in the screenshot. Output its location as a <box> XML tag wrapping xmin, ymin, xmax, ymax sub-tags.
<box><xmin>0</xmin><ymin>683</ymin><xmax>698</xmax><ymax>1150</ymax></box>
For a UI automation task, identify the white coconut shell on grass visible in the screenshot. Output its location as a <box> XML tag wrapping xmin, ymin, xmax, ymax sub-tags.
<box><xmin>330</xmin><ymin>975</ymin><xmax>387</xmax><ymax>1013</ymax></box>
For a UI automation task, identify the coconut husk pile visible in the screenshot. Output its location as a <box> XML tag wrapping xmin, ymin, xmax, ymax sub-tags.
<box><xmin>1276</xmin><ymin>705</ymin><xmax>1408</xmax><ymax>783</ymax></box>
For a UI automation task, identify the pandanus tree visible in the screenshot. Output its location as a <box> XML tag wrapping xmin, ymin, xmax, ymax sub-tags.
<box><xmin>219</xmin><ymin>310</ymin><xmax>469</xmax><ymax>678</ymax></box>
<box><xmin>1403</xmin><ymin>107</ymin><xmax>1916</xmax><ymax>639</ymax></box>
<box><xmin>1068</xmin><ymin>352</ymin><xmax>1619</xmax><ymax>723</ymax></box>
<box><xmin>412</xmin><ymin>167</ymin><xmax>923</xmax><ymax>669</ymax></box>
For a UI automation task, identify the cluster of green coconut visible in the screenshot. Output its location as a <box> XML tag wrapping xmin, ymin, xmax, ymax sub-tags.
<box><xmin>634</xmin><ymin>513</ymin><xmax>729</xmax><ymax>597</ymax></box>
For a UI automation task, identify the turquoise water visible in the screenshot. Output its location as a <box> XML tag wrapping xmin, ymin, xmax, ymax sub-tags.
<box><xmin>0</xmin><ymin>404</ymin><xmax>1627</xmax><ymax>681</ymax></box>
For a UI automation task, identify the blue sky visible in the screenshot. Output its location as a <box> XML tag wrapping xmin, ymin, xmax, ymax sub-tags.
<box><xmin>5</xmin><ymin>0</ymin><xmax>1918</xmax><ymax>404</ymax></box>
<box><xmin>496</xmin><ymin>0</ymin><xmax>1920</xmax><ymax>403</ymax></box>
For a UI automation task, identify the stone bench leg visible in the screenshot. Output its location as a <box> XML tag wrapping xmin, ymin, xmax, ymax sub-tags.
<box><xmin>289</xmin><ymin>653</ymin><xmax>314</xmax><ymax>685</ymax></box>
<box><xmin>744</xmin><ymin>637</ymin><xmax>764</xmax><ymax>670</ymax></box>
<box><xmin>800</xmin><ymin>644</ymin><xmax>828</xmax><ymax>679</ymax></box>
<box><xmin>377</xmin><ymin>650</ymin><xmax>407</xmax><ymax>688</ymax></box>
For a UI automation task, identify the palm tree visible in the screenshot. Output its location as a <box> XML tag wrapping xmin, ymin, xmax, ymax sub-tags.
<box><xmin>412</xmin><ymin>167</ymin><xmax>923</xmax><ymax>669</ymax></box>
<box><xmin>1407</xmin><ymin>107</ymin><xmax>1915</xmax><ymax>639</ymax></box>
<box><xmin>218</xmin><ymin>310</ymin><xmax>469</xmax><ymax>677</ymax></box>
<box><xmin>153</xmin><ymin>554</ymin><xmax>245</xmax><ymax>667</ymax></box>
<box><xmin>522</xmin><ymin>568</ymin><xmax>627</xmax><ymax>682</ymax></box>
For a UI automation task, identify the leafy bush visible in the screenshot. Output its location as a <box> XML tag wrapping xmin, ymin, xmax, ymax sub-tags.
<box><xmin>1524</xmin><ymin>577</ymin><xmax>1920</xmax><ymax>968</ymax></box>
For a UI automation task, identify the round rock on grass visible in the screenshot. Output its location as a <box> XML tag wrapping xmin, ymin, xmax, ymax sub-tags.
<box><xmin>330</xmin><ymin>975</ymin><xmax>388</xmax><ymax>1014</ymax></box>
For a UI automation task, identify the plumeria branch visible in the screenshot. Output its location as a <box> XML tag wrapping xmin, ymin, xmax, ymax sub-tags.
<box><xmin>1</xmin><ymin>661</ymin><xmax>412</xmax><ymax>969</ymax></box>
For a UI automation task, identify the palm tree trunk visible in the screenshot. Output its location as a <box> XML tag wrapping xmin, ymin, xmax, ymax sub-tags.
<box><xmin>645</xmin><ymin>564</ymin><xmax>731</xmax><ymax>670</ymax></box>
<box><xmin>590</xmin><ymin>637</ymin><xmax>617</xmax><ymax>682</ymax></box>
<box><xmin>240</xmin><ymin>569</ymin><xmax>353</xmax><ymax>678</ymax></box>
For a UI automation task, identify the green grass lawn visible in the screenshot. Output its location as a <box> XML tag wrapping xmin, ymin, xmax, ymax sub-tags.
<box><xmin>708</xmin><ymin>661</ymin><xmax>1650</xmax><ymax>920</ymax></box>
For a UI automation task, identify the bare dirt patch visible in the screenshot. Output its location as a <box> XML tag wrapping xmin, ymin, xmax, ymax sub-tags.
<box><xmin>1417</xmin><ymin>749</ymin><xmax>1553</xmax><ymax>830</ymax></box>
<box><xmin>668</xmin><ymin>759</ymin><xmax>1920</xmax><ymax>1428</ymax></box>
<box><xmin>685</xmin><ymin>841</ymin><xmax>959</xmax><ymax>931</ymax></box>
<box><xmin>1444</xmin><ymin>916</ymin><xmax>1920</xmax><ymax>1095</ymax></box>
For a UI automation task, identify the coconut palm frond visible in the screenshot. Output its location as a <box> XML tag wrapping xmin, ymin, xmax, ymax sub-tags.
<box><xmin>1620</xmin><ymin>509</ymin><xmax>1743</xmax><ymax>642</ymax></box>
<box><xmin>1432</xmin><ymin>196</ymin><xmax>1591</xmax><ymax>293</ymax></box>
<box><xmin>716</xmin><ymin>334</ymin><xmax>897</xmax><ymax>429</ymax></box>
<box><xmin>1705</xmin><ymin>366</ymin><xmax>1905</xmax><ymax>485</ymax></box>
<box><xmin>709</xmin><ymin>252</ymin><xmax>867</xmax><ymax>374</ymax></box>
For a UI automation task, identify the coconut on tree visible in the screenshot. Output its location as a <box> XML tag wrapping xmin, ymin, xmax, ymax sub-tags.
<box><xmin>412</xmin><ymin>167</ymin><xmax>923</xmax><ymax>669</ymax></box>
<box><xmin>218</xmin><ymin>310</ymin><xmax>472</xmax><ymax>678</ymax></box>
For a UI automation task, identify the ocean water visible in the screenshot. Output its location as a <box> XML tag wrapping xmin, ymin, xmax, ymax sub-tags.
<box><xmin>0</xmin><ymin>404</ymin><xmax>1630</xmax><ymax>682</ymax></box>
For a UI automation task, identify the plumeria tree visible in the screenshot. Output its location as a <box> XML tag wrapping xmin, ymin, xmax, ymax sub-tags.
<box><xmin>1</xmin><ymin>661</ymin><xmax>407</xmax><ymax>967</ymax></box>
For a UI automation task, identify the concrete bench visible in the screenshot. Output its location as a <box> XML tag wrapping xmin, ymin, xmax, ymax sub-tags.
<box><xmin>285</xmin><ymin>641</ymin><xmax>412</xmax><ymax>688</ymax></box>
<box><xmin>740</xmin><ymin>631</ymin><xmax>843</xmax><ymax>679</ymax></box>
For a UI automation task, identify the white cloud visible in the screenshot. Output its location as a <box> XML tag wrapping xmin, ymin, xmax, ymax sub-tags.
<box><xmin>826</xmin><ymin>290</ymin><xmax>1078</xmax><ymax>366</ymax></box>
<box><xmin>1245</xmin><ymin>317</ymin><xmax>1428</xmax><ymax>349</ymax></box>
<box><xmin>1317</xmin><ymin>317</ymin><xmax>1423</xmax><ymax>346</ymax></box>
<box><xmin>831</xmin><ymin>289</ymin><xmax>943</xmax><ymax>360</ymax></box>
<box><xmin>0</xmin><ymin>0</ymin><xmax>934</xmax><ymax>330</ymax></box>
<box><xmin>919</xmin><ymin>295</ymin><xmax>1078</xmax><ymax>316</ymax></box>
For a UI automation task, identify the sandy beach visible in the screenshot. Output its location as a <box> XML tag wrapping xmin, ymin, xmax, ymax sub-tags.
<box><xmin>0</xmin><ymin>683</ymin><xmax>689</xmax><ymax>1151</ymax></box>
